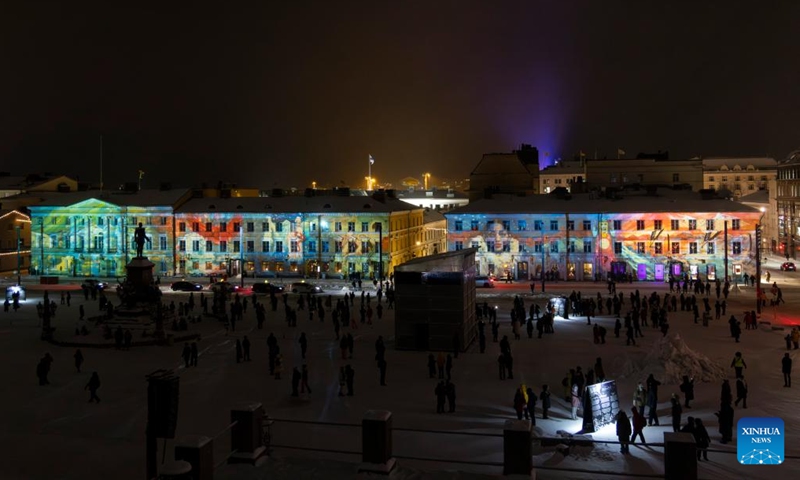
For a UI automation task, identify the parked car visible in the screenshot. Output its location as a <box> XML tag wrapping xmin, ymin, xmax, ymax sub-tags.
<box><xmin>81</xmin><ymin>279</ymin><xmax>108</xmax><ymax>290</ymax></box>
<box><xmin>170</xmin><ymin>281</ymin><xmax>203</xmax><ymax>292</ymax></box>
<box><xmin>290</xmin><ymin>282</ymin><xmax>322</xmax><ymax>294</ymax></box>
<box><xmin>252</xmin><ymin>282</ymin><xmax>285</xmax><ymax>294</ymax></box>
<box><xmin>781</xmin><ymin>262</ymin><xmax>796</xmax><ymax>272</ymax></box>
<box><xmin>475</xmin><ymin>276</ymin><xmax>495</xmax><ymax>288</ymax></box>
<box><xmin>210</xmin><ymin>281</ymin><xmax>241</xmax><ymax>293</ymax></box>
<box><xmin>6</xmin><ymin>284</ymin><xmax>26</xmax><ymax>301</ymax></box>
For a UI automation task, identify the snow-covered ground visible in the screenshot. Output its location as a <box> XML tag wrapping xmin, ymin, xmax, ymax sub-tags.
<box><xmin>1</xmin><ymin>259</ymin><xmax>799</xmax><ymax>479</ymax></box>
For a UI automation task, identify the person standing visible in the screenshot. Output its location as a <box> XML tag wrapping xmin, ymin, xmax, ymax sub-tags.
<box><xmin>693</xmin><ymin>418</ymin><xmax>711</xmax><ymax>461</ymax></box>
<box><xmin>526</xmin><ymin>387</ymin><xmax>537</xmax><ymax>425</ymax></box>
<box><xmin>74</xmin><ymin>349</ymin><xmax>84</xmax><ymax>373</ymax></box>
<box><xmin>734</xmin><ymin>376</ymin><xmax>748</xmax><ymax>408</ymax></box>
<box><xmin>435</xmin><ymin>381</ymin><xmax>446</xmax><ymax>413</ymax></box>
<box><xmin>782</xmin><ymin>353</ymin><xmax>792</xmax><ymax>387</ymax></box>
<box><xmin>630</xmin><ymin>407</ymin><xmax>646</xmax><ymax>444</ymax></box>
<box><xmin>633</xmin><ymin>383</ymin><xmax>646</xmax><ymax>412</ymax></box>
<box><xmin>242</xmin><ymin>336</ymin><xmax>251</xmax><ymax>361</ymax></box>
<box><xmin>594</xmin><ymin>357</ymin><xmax>605</xmax><ymax>382</ymax></box>
<box><xmin>299</xmin><ymin>333</ymin><xmax>308</xmax><ymax>360</ymax></box>
<box><xmin>645</xmin><ymin>374</ymin><xmax>661</xmax><ymax>426</ymax></box>
<box><xmin>513</xmin><ymin>388</ymin><xmax>525</xmax><ymax>420</ymax></box>
<box><xmin>378</xmin><ymin>358</ymin><xmax>387</xmax><ymax>386</ymax></box>
<box><xmin>616</xmin><ymin>410</ymin><xmax>632</xmax><ymax>454</ymax></box>
<box><xmin>291</xmin><ymin>367</ymin><xmax>301</xmax><ymax>396</ymax></box>
<box><xmin>437</xmin><ymin>352</ymin><xmax>445</xmax><ymax>379</ymax></box>
<box><xmin>670</xmin><ymin>394</ymin><xmax>683</xmax><ymax>432</ymax></box>
<box><xmin>446</xmin><ymin>380</ymin><xmax>456</xmax><ymax>413</ymax></box>
<box><xmin>345</xmin><ymin>365</ymin><xmax>355</xmax><ymax>396</ymax></box>
<box><xmin>445</xmin><ymin>354</ymin><xmax>453</xmax><ymax>381</ymax></box>
<box><xmin>190</xmin><ymin>342</ymin><xmax>198</xmax><ymax>367</ymax></box>
<box><xmin>85</xmin><ymin>372</ymin><xmax>101</xmax><ymax>403</ymax></box>
<box><xmin>540</xmin><ymin>385</ymin><xmax>551</xmax><ymax>419</ymax></box>
<box><xmin>301</xmin><ymin>364</ymin><xmax>312</xmax><ymax>394</ymax></box>
<box><xmin>182</xmin><ymin>343</ymin><xmax>191</xmax><ymax>368</ymax></box>
<box><xmin>679</xmin><ymin>376</ymin><xmax>694</xmax><ymax>408</ymax></box>
<box><xmin>716</xmin><ymin>402</ymin><xmax>734</xmax><ymax>444</ymax></box>
<box><xmin>274</xmin><ymin>354</ymin><xmax>283</xmax><ymax>379</ymax></box>
<box><xmin>571</xmin><ymin>383</ymin><xmax>581</xmax><ymax>420</ymax></box>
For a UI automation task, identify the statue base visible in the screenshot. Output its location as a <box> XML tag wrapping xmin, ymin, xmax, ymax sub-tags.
<box><xmin>127</xmin><ymin>256</ymin><xmax>155</xmax><ymax>288</ymax></box>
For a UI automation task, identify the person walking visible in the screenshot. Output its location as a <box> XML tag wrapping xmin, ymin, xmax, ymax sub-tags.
<box><xmin>731</xmin><ymin>352</ymin><xmax>747</xmax><ymax>378</ymax></box>
<box><xmin>299</xmin><ymin>333</ymin><xmax>308</xmax><ymax>360</ymax></box>
<box><xmin>74</xmin><ymin>349</ymin><xmax>84</xmax><ymax>373</ymax></box>
<box><xmin>345</xmin><ymin>365</ymin><xmax>355</xmax><ymax>396</ymax></box>
<box><xmin>670</xmin><ymin>394</ymin><xmax>683</xmax><ymax>432</ymax></box>
<box><xmin>630</xmin><ymin>406</ymin><xmax>646</xmax><ymax>444</ymax></box>
<box><xmin>291</xmin><ymin>367</ymin><xmax>301</xmax><ymax>397</ymax></box>
<box><xmin>693</xmin><ymin>418</ymin><xmax>711</xmax><ymax>461</ymax></box>
<box><xmin>513</xmin><ymin>388</ymin><xmax>526</xmax><ymax>420</ymax></box>
<box><xmin>85</xmin><ymin>372</ymin><xmax>101</xmax><ymax>403</ymax></box>
<box><xmin>645</xmin><ymin>374</ymin><xmax>661</xmax><ymax>426</ymax></box>
<box><xmin>190</xmin><ymin>342</ymin><xmax>198</xmax><ymax>367</ymax></box>
<box><xmin>679</xmin><ymin>376</ymin><xmax>694</xmax><ymax>408</ymax></box>
<box><xmin>734</xmin><ymin>376</ymin><xmax>748</xmax><ymax>408</ymax></box>
<box><xmin>616</xmin><ymin>410</ymin><xmax>632</xmax><ymax>454</ymax></box>
<box><xmin>526</xmin><ymin>387</ymin><xmax>537</xmax><ymax>425</ymax></box>
<box><xmin>540</xmin><ymin>384</ymin><xmax>551</xmax><ymax>419</ymax></box>
<box><xmin>182</xmin><ymin>343</ymin><xmax>191</xmax><ymax>368</ymax></box>
<box><xmin>782</xmin><ymin>353</ymin><xmax>792</xmax><ymax>387</ymax></box>
<box><xmin>301</xmin><ymin>364</ymin><xmax>312</xmax><ymax>394</ymax></box>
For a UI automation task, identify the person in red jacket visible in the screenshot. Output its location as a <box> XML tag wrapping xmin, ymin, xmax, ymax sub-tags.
<box><xmin>630</xmin><ymin>406</ymin><xmax>646</xmax><ymax>444</ymax></box>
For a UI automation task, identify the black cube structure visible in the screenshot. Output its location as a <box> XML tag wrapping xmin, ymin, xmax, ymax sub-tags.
<box><xmin>394</xmin><ymin>249</ymin><xmax>477</xmax><ymax>351</ymax></box>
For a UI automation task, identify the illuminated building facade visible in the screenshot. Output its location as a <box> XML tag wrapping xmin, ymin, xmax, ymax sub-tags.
<box><xmin>445</xmin><ymin>190</ymin><xmax>761</xmax><ymax>282</ymax></box>
<box><xmin>28</xmin><ymin>190</ymin><xmax>434</xmax><ymax>279</ymax></box>
<box><xmin>0</xmin><ymin>210</ymin><xmax>31</xmax><ymax>275</ymax></box>
<box><xmin>777</xmin><ymin>151</ymin><xmax>800</xmax><ymax>259</ymax></box>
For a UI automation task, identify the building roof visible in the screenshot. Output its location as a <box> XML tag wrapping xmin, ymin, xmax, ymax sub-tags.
<box><xmin>26</xmin><ymin>189</ymin><xmax>191</xmax><ymax>208</ymax></box>
<box><xmin>396</xmin><ymin>189</ymin><xmax>468</xmax><ymax>200</ymax></box>
<box><xmin>423</xmin><ymin>209</ymin><xmax>446</xmax><ymax>224</ymax></box>
<box><xmin>738</xmin><ymin>189</ymin><xmax>769</xmax><ymax>204</ymax></box>
<box><xmin>395</xmin><ymin>248</ymin><xmax>477</xmax><ymax>272</ymax></box>
<box><xmin>0</xmin><ymin>174</ymin><xmax>77</xmax><ymax>191</ymax></box>
<box><xmin>539</xmin><ymin>161</ymin><xmax>585</xmax><ymax>175</ymax></box>
<box><xmin>702</xmin><ymin>157</ymin><xmax>777</xmax><ymax>169</ymax></box>
<box><xmin>175</xmin><ymin>195</ymin><xmax>419</xmax><ymax>214</ymax></box>
<box><xmin>445</xmin><ymin>189</ymin><xmax>760</xmax><ymax>215</ymax></box>
<box><xmin>470</xmin><ymin>153</ymin><xmax>537</xmax><ymax>176</ymax></box>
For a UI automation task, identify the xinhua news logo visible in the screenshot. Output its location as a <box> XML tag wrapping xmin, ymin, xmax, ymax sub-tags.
<box><xmin>737</xmin><ymin>417</ymin><xmax>784</xmax><ymax>465</ymax></box>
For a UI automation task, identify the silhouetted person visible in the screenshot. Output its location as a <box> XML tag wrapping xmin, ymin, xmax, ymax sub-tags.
<box><xmin>242</xmin><ymin>335</ymin><xmax>251</xmax><ymax>361</ymax></box>
<box><xmin>783</xmin><ymin>353</ymin><xmax>792</xmax><ymax>387</ymax></box>
<box><xmin>190</xmin><ymin>342</ymin><xmax>198</xmax><ymax>366</ymax></box>
<box><xmin>85</xmin><ymin>372</ymin><xmax>101</xmax><ymax>403</ymax></box>
<box><xmin>133</xmin><ymin>222</ymin><xmax>150</xmax><ymax>257</ymax></box>
<box><xmin>74</xmin><ymin>349</ymin><xmax>84</xmax><ymax>373</ymax></box>
<box><xmin>291</xmin><ymin>367</ymin><xmax>301</xmax><ymax>396</ymax></box>
<box><xmin>182</xmin><ymin>343</ymin><xmax>191</xmax><ymax>368</ymax></box>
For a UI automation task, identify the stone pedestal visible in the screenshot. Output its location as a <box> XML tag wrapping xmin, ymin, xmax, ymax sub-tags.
<box><xmin>175</xmin><ymin>435</ymin><xmax>213</xmax><ymax>480</ymax></box>
<box><xmin>503</xmin><ymin>419</ymin><xmax>533</xmax><ymax>477</ymax></box>
<box><xmin>359</xmin><ymin>410</ymin><xmax>396</xmax><ymax>474</ymax></box>
<box><xmin>229</xmin><ymin>402</ymin><xmax>267</xmax><ymax>464</ymax></box>
<box><xmin>126</xmin><ymin>256</ymin><xmax>155</xmax><ymax>288</ymax></box>
<box><xmin>664</xmin><ymin>432</ymin><xmax>697</xmax><ymax>480</ymax></box>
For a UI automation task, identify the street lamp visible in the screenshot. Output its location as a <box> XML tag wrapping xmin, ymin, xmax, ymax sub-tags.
<box><xmin>423</xmin><ymin>173</ymin><xmax>431</xmax><ymax>190</ymax></box>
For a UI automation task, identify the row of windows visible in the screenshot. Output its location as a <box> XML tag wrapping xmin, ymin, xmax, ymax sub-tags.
<box><xmin>453</xmin><ymin>218</ymin><xmax>740</xmax><ymax>232</ymax></box>
<box><xmin>176</xmin><ymin>239</ymin><xmax>378</xmax><ymax>254</ymax></box>
<box><xmin>43</xmin><ymin>217</ymin><xmax>383</xmax><ymax>234</ymax></box>
<box><xmin>453</xmin><ymin>239</ymin><xmax>739</xmax><ymax>255</ymax></box>
<box><xmin>707</xmin><ymin>175</ymin><xmax>767</xmax><ymax>182</ymax></box>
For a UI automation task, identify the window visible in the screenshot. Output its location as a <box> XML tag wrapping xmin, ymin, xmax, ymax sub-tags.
<box><xmin>502</xmin><ymin>241</ymin><xmax>511</xmax><ymax>252</ymax></box>
<box><xmin>534</xmin><ymin>220</ymin><xmax>543</xmax><ymax>231</ymax></box>
<box><xmin>179</xmin><ymin>240</ymin><xmax>186</xmax><ymax>251</ymax></box>
<box><xmin>519</xmin><ymin>243</ymin><xmax>526</xmax><ymax>253</ymax></box>
<box><xmin>361</xmin><ymin>241</ymin><xmax>370</xmax><ymax>252</ymax></box>
<box><xmin>159</xmin><ymin>236</ymin><xmax>167</xmax><ymax>250</ymax></box>
<box><xmin>550</xmin><ymin>220</ymin><xmax>558</xmax><ymax>231</ymax></box>
<box><xmin>636</xmin><ymin>242</ymin><xmax>645</xmax><ymax>254</ymax></box>
<box><xmin>671</xmin><ymin>219</ymin><xmax>680</xmax><ymax>230</ymax></box>
<box><xmin>706</xmin><ymin>219</ymin><xmax>715</xmax><ymax>230</ymax></box>
<box><xmin>470</xmin><ymin>220</ymin><xmax>479</xmax><ymax>231</ymax></box>
<box><xmin>673</xmin><ymin>173</ymin><xmax>680</xmax><ymax>182</ymax></box>
<box><xmin>568</xmin><ymin>240</ymin><xmax>575</xmax><ymax>253</ymax></box>
<box><xmin>732</xmin><ymin>241</ymin><xmax>741</xmax><ymax>254</ymax></box>
<box><xmin>262</xmin><ymin>241</ymin><xmax>270</xmax><ymax>252</ymax></box>
<box><xmin>247</xmin><ymin>222</ymin><xmax>254</xmax><ymax>232</ymax></box>
<box><xmin>454</xmin><ymin>241</ymin><xmax>463</xmax><ymax>250</ymax></box>
<box><xmin>192</xmin><ymin>222</ymin><xmax>199</xmax><ymax>232</ymax></box>
<box><xmin>567</xmin><ymin>220</ymin><xmax>575</xmax><ymax>231</ymax></box>
<box><xmin>179</xmin><ymin>222</ymin><xmax>186</xmax><ymax>232</ymax></box>
<box><xmin>486</xmin><ymin>241</ymin><xmax>495</xmax><ymax>251</ymax></box>
<box><xmin>335</xmin><ymin>241</ymin><xmax>342</xmax><ymax>253</ymax></box>
<box><xmin>549</xmin><ymin>241</ymin><xmax>559</xmax><ymax>253</ymax></box>
<box><xmin>486</xmin><ymin>221</ymin><xmax>495</xmax><ymax>231</ymax></box>
<box><xmin>262</xmin><ymin>222</ymin><xmax>269</xmax><ymax>232</ymax></box>
<box><xmin>192</xmin><ymin>240</ymin><xmax>200</xmax><ymax>252</ymax></box>
<box><xmin>246</xmin><ymin>240</ymin><xmax>254</xmax><ymax>252</ymax></box>
<box><xmin>233</xmin><ymin>241</ymin><xmax>240</xmax><ymax>252</ymax></box>
<box><xmin>275</xmin><ymin>222</ymin><xmax>283</xmax><ymax>232</ymax></box>
<box><xmin>707</xmin><ymin>243</ymin><xmax>715</xmax><ymax>254</ymax></box>
<box><xmin>291</xmin><ymin>241</ymin><xmax>299</xmax><ymax>253</ymax></box>
<box><xmin>454</xmin><ymin>220</ymin><xmax>463</xmax><ymax>231</ymax></box>
<box><xmin>502</xmin><ymin>220</ymin><xmax>511</xmax><ymax>231</ymax></box>
<box><xmin>335</xmin><ymin>222</ymin><xmax>342</xmax><ymax>232</ymax></box>
<box><xmin>518</xmin><ymin>220</ymin><xmax>527</xmax><ymax>231</ymax></box>
<box><xmin>688</xmin><ymin>219</ymin><xmax>697</xmax><ymax>230</ymax></box>
<box><xmin>220</xmin><ymin>222</ymin><xmax>227</xmax><ymax>232</ymax></box>
<box><xmin>534</xmin><ymin>241</ymin><xmax>543</xmax><ymax>253</ymax></box>
<box><xmin>689</xmin><ymin>242</ymin><xmax>698</xmax><ymax>254</ymax></box>
<box><xmin>654</xmin><ymin>242</ymin><xmax>663</xmax><ymax>254</ymax></box>
<box><xmin>614</xmin><ymin>242</ymin><xmax>622</xmax><ymax>254</ymax></box>
<box><xmin>160</xmin><ymin>217</ymin><xmax>168</xmax><ymax>226</ymax></box>
<box><xmin>220</xmin><ymin>240</ymin><xmax>227</xmax><ymax>252</ymax></box>
<box><xmin>233</xmin><ymin>222</ymin><xmax>240</xmax><ymax>232</ymax></box>
<box><xmin>671</xmin><ymin>242</ymin><xmax>680</xmax><ymax>254</ymax></box>
<box><xmin>731</xmin><ymin>219</ymin><xmax>740</xmax><ymax>230</ymax></box>
<box><xmin>348</xmin><ymin>241</ymin><xmax>357</xmax><ymax>253</ymax></box>
<box><xmin>636</xmin><ymin>220</ymin><xmax>645</xmax><ymax>230</ymax></box>
<box><xmin>612</xmin><ymin>220</ymin><xmax>622</xmax><ymax>230</ymax></box>
<box><xmin>583</xmin><ymin>220</ymin><xmax>591</xmax><ymax>231</ymax></box>
<box><xmin>361</xmin><ymin>222</ymin><xmax>369</xmax><ymax>232</ymax></box>
<box><xmin>347</xmin><ymin>222</ymin><xmax>355</xmax><ymax>232</ymax></box>
<box><xmin>583</xmin><ymin>239</ymin><xmax>592</xmax><ymax>252</ymax></box>
<box><xmin>275</xmin><ymin>241</ymin><xmax>283</xmax><ymax>253</ymax></box>
<box><xmin>206</xmin><ymin>262</ymin><xmax>213</xmax><ymax>271</ymax></box>
<box><xmin>321</xmin><ymin>241</ymin><xmax>330</xmax><ymax>252</ymax></box>
<box><xmin>709</xmin><ymin>175</ymin><xmax>715</xmax><ymax>181</ymax></box>
<box><xmin>654</xmin><ymin>220</ymin><xmax>663</xmax><ymax>230</ymax></box>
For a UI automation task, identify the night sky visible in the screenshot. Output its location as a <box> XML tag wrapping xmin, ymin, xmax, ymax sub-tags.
<box><xmin>2</xmin><ymin>1</ymin><xmax>799</xmax><ymax>189</ymax></box>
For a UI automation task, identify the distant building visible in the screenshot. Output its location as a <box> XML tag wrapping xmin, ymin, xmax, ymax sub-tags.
<box><xmin>739</xmin><ymin>189</ymin><xmax>774</xmax><ymax>254</ymax></box>
<box><xmin>0</xmin><ymin>210</ymin><xmax>31</xmax><ymax>276</ymax></box>
<box><xmin>468</xmin><ymin>144</ymin><xmax>540</xmax><ymax>200</ymax></box>
<box><xmin>396</xmin><ymin>189</ymin><xmax>469</xmax><ymax>211</ymax></box>
<box><xmin>583</xmin><ymin>156</ymin><xmax>704</xmax><ymax>191</ymax></box>
<box><xmin>539</xmin><ymin>160</ymin><xmax>585</xmax><ymax>193</ymax></box>
<box><xmin>702</xmin><ymin>157</ymin><xmax>776</xmax><ymax>199</ymax></box>
<box><xmin>776</xmin><ymin>150</ymin><xmax>800</xmax><ymax>259</ymax></box>
<box><xmin>445</xmin><ymin>188</ymin><xmax>760</xmax><ymax>282</ymax></box>
<box><xmin>0</xmin><ymin>173</ymin><xmax>78</xmax><ymax>198</ymax></box>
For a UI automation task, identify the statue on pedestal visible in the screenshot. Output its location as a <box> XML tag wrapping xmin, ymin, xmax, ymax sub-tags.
<box><xmin>133</xmin><ymin>223</ymin><xmax>151</xmax><ymax>258</ymax></box>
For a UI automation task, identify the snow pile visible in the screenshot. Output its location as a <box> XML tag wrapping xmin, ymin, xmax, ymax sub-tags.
<box><xmin>619</xmin><ymin>333</ymin><xmax>726</xmax><ymax>384</ymax></box>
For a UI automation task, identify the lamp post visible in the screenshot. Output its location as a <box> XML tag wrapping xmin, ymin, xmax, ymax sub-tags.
<box><xmin>15</xmin><ymin>223</ymin><xmax>21</xmax><ymax>285</ymax></box>
<box><xmin>756</xmin><ymin>207</ymin><xmax>765</xmax><ymax>315</ymax></box>
<box><xmin>424</xmin><ymin>173</ymin><xmax>431</xmax><ymax>190</ymax></box>
<box><xmin>374</xmin><ymin>221</ymin><xmax>383</xmax><ymax>281</ymax></box>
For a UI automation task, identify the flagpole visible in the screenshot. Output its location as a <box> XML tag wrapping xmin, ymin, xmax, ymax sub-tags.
<box><xmin>368</xmin><ymin>156</ymin><xmax>371</xmax><ymax>191</ymax></box>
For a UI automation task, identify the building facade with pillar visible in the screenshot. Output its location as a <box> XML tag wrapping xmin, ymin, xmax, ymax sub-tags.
<box><xmin>777</xmin><ymin>150</ymin><xmax>800</xmax><ymax>259</ymax></box>
<box><xmin>445</xmin><ymin>189</ymin><xmax>761</xmax><ymax>282</ymax></box>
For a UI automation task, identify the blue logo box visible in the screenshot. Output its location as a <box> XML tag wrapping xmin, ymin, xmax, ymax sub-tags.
<box><xmin>737</xmin><ymin>417</ymin><xmax>784</xmax><ymax>465</ymax></box>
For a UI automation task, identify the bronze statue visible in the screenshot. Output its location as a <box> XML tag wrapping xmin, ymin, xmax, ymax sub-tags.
<box><xmin>133</xmin><ymin>222</ymin><xmax>151</xmax><ymax>257</ymax></box>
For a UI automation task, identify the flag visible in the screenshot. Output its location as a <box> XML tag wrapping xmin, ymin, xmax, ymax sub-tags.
<box><xmin>617</xmin><ymin>148</ymin><xmax>626</xmax><ymax>156</ymax></box>
<box><xmin>579</xmin><ymin>150</ymin><xmax>586</xmax><ymax>158</ymax></box>
<box><xmin>369</xmin><ymin>155</ymin><xmax>375</xmax><ymax>165</ymax></box>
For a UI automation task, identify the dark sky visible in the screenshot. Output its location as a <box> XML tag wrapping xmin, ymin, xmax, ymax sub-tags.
<box><xmin>2</xmin><ymin>1</ymin><xmax>799</xmax><ymax>189</ymax></box>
